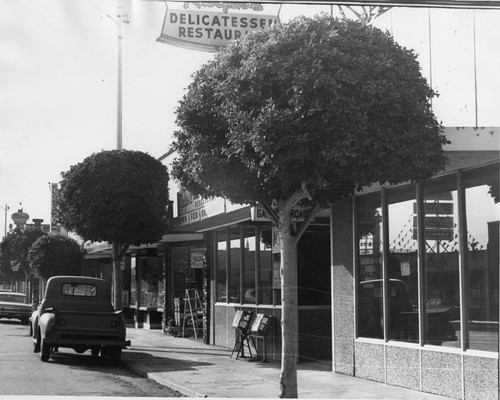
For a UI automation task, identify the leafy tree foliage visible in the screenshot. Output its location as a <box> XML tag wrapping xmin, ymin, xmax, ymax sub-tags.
<box><xmin>27</xmin><ymin>235</ymin><xmax>83</xmax><ymax>280</ymax></box>
<box><xmin>173</xmin><ymin>15</ymin><xmax>447</xmax><ymax>398</ymax></box>
<box><xmin>0</xmin><ymin>228</ymin><xmax>46</xmax><ymax>282</ymax></box>
<box><xmin>56</xmin><ymin>150</ymin><xmax>170</xmax><ymax>309</ymax></box>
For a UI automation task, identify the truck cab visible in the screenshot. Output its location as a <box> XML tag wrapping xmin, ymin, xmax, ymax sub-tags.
<box><xmin>30</xmin><ymin>276</ymin><xmax>130</xmax><ymax>362</ymax></box>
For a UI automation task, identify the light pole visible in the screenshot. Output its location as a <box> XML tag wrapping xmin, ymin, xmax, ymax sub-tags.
<box><xmin>103</xmin><ymin>7</ymin><xmax>129</xmax><ymax>150</ymax></box>
<box><xmin>0</xmin><ymin>203</ymin><xmax>9</xmax><ymax>239</ymax></box>
<box><xmin>116</xmin><ymin>11</ymin><xmax>129</xmax><ymax>150</ymax></box>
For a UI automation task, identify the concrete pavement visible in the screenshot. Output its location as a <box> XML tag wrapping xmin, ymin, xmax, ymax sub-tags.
<box><xmin>121</xmin><ymin>327</ymin><xmax>453</xmax><ymax>399</ymax></box>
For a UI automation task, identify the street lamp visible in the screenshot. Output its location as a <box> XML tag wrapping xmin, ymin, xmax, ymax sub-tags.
<box><xmin>101</xmin><ymin>6</ymin><xmax>129</xmax><ymax>150</ymax></box>
<box><xmin>109</xmin><ymin>11</ymin><xmax>129</xmax><ymax>150</ymax></box>
<box><xmin>116</xmin><ymin>12</ymin><xmax>129</xmax><ymax>150</ymax></box>
<box><xmin>0</xmin><ymin>203</ymin><xmax>9</xmax><ymax>239</ymax></box>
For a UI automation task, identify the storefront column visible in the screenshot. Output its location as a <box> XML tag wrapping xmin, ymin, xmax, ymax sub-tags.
<box><xmin>330</xmin><ymin>198</ymin><xmax>354</xmax><ymax>376</ymax></box>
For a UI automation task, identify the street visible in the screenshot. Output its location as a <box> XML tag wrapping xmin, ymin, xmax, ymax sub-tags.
<box><xmin>0</xmin><ymin>319</ymin><xmax>183</xmax><ymax>397</ymax></box>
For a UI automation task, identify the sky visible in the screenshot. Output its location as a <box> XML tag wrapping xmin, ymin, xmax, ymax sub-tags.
<box><xmin>1</xmin><ymin>0</ymin><xmax>499</xmax><ymax>237</ymax></box>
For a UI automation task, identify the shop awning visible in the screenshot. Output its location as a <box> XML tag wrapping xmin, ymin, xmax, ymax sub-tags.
<box><xmin>356</xmin><ymin>150</ymin><xmax>500</xmax><ymax>196</ymax></box>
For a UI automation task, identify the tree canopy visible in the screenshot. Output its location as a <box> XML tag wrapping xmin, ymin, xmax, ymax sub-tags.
<box><xmin>56</xmin><ymin>149</ymin><xmax>170</xmax><ymax>309</ymax></box>
<box><xmin>172</xmin><ymin>15</ymin><xmax>447</xmax><ymax>209</ymax></box>
<box><xmin>57</xmin><ymin>150</ymin><xmax>170</xmax><ymax>246</ymax></box>
<box><xmin>27</xmin><ymin>235</ymin><xmax>83</xmax><ymax>280</ymax></box>
<box><xmin>0</xmin><ymin>228</ymin><xmax>46</xmax><ymax>281</ymax></box>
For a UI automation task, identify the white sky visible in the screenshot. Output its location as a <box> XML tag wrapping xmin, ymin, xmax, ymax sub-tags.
<box><xmin>0</xmin><ymin>0</ymin><xmax>499</xmax><ymax>235</ymax></box>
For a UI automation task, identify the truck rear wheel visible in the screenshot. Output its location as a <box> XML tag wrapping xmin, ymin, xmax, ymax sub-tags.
<box><xmin>109</xmin><ymin>346</ymin><xmax>122</xmax><ymax>360</ymax></box>
<box><xmin>102</xmin><ymin>346</ymin><xmax>121</xmax><ymax>360</ymax></box>
<box><xmin>40</xmin><ymin>340</ymin><xmax>50</xmax><ymax>362</ymax></box>
<box><xmin>33</xmin><ymin>334</ymin><xmax>41</xmax><ymax>353</ymax></box>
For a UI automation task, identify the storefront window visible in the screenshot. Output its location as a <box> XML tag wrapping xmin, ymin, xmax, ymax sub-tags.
<box><xmin>228</xmin><ymin>229</ymin><xmax>240</xmax><ymax>303</ymax></box>
<box><xmin>259</xmin><ymin>227</ymin><xmax>273</xmax><ymax>305</ymax></box>
<box><xmin>215</xmin><ymin>231</ymin><xmax>227</xmax><ymax>302</ymax></box>
<box><xmin>356</xmin><ymin>195</ymin><xmax>384</xmax><ymax>339</ymax></box>
<box><xmin>423</xmin><ymin>187</ymin><xmax>460</xmax><ymax>347</ymax></box>
<box><xmin>171</xmin><ymin>247</ymin><xmax>189</xmax><ymax>302</ymax></box>
<box><xmin>140</xmin><ymin>257</ymin><xmax>160</xmax><ymax>308</ymax></box>
<box><xmin>243</xmin><ymin>227</ymin><xmax>256</xmax><ymax>304</ymax></box>
<box><xmin>387</xmin><ymin>195</ymin><xmax>419</xmax><ymax>343</ymax></box>
<box><xmin>465</xmin><ymin>179</ymin><xmax>499</xmax><ymax>352</ymax></box>
<box><xmin>355</xmin><ymin>166</ymin><xmax>499</xmax><ymax>352</ymax></box>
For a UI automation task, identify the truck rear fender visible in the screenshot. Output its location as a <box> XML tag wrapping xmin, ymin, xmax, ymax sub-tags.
<box><xmin>39</xmin><ymin>311</ymin><xmax>56</xmax><ymax>339</ymax></box>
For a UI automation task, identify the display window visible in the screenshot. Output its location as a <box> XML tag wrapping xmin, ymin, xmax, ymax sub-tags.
<box><xmin>464</xmin><ymin>169</ymin><xmax>499</xmax><ymax>352</ymax></box>
<box><xmin>214</xmin><ymin>222</ymin><xmax>329</xmax><ymax>306</ymax></box>
<box><xmin>355</xmin><ymin>167</ymin><xmax>499</xmax><ymax>353</ymax></box>
<box><xmin>422</xmin><ymin>186</ymin><xmax>460</xmax><ymax>347</ymax></box>
<box><xmin>386</xmin><ymin>192</ymin><xmax>419</xmax><ymax>344</ymax></box>
<box><xmin>215</xmin><ymin>230</ymin><xmax>228</xmax><ymax>302</ymax></box>
<box><xmin>356</xmin><ymin>195</ymin><xmax>384</xmax><ymax>339</ymax></box>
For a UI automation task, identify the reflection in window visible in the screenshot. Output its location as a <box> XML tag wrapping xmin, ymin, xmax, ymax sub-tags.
<box><xmin>423</xmin><ymin>190</ymin><xmax>460</xmax><ymax>347</ymax></box>
<box><xmin>215</xmin><ymin>226</ymin><xmax>276</xmax><ymax>305</ymax></box>
<box><xmin>387</xmin><ymin>198</ymin><xmax>418</xmax><ymax>343</ymax></box>
<box><xmin>357</xmin><ymin>196</ymin><xmax>384</xmax><ymax>339</ymax></box>
<box><xmin>465</xmin><ymin>184</ymin><xmax>499</xmax><ymax>352</ymax></box>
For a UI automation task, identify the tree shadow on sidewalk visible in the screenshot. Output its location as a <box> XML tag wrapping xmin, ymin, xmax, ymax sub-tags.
<box><xmin>122</xmin><ymin>349</ymin><xmax>214</xmax><ymax>374</ymax></box>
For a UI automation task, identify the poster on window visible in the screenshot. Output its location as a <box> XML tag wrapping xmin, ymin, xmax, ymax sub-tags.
<box><xmin>190</xmin><ymin>248</ymin><xmax>205</xmax><ymax>269</ymax></box>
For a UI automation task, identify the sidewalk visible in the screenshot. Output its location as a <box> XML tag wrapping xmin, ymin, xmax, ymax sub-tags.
<box><xmin>121</xmin><ymin>327</ymin><xmax>453</xmax><ymax>399</ymax></box>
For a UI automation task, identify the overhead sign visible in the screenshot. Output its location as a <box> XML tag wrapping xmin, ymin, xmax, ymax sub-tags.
<box><xmin>190</xmin><ymin>248</ymin><xmax>205</xmax><ymax>268</ymax></box>
<box><xmin>177</xmin><ymin>190</ymin><xmax>226</xmax><ymax>225</ymax></box>
<box><xmin>157</xmin><ymin>2</ymin><xmax>281</xmax><ymax>52</ymax></box>
<box><xmin>412</xmin><ymin>200</ymin><xmax>454</xmax><ymax>241</ymax></box>
<box><xmin>250</xmin><ymin>206</ymin><xmax>312</xmax><ymax>222</ymax></box>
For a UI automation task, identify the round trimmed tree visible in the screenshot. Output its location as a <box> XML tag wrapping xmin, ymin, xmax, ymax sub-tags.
<box><xmin>0</xmin><ymin>228</ymin><xmax>46</xmax><ymax>283</ymax></box>
<box><xmin>172</xmin><ymin>15</ymin><xmax>447</xmax><ymax>398</ymax></box>
<box><xmin>55</xmin><ymin>150</ymin><xmax>170</xmax><ymax>310</ymax></box>
<box><xmin>28</xmin><ymin>235</ymin><xmax>83</xmax><ymax>280</ymax></box>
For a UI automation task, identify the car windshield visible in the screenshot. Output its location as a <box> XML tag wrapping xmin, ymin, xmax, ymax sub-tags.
<box><xmin>0</xmin><ymin>293</ymin><xmax>26</xmax><ymax>303</ymax></box>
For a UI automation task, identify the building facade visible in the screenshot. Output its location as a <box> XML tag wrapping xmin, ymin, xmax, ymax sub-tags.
<box><xmin>331</xmin><ymin>127</ymin><xmax>499</xmax><ymax>399</ymax></box>
<box><xmin>157</xmin><ymin>126</ymin><xmax>499</xmax><ymax>400</ymax></box>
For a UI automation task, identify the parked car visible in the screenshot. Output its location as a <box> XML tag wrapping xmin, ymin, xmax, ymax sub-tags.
<box><xmin>0</xmin><ymin>292</ymin><xmax>33</xmax><ymax>324</ymax></box>
<box><xmin>30</xmin><ymin>276</ymin><xmax>130</xmax><ymax>362</ymax></box>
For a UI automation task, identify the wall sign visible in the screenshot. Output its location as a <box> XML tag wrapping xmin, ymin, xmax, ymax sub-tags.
<box><xmin>158</xmin><ymin>2</ymin><xmax>281</xmax><ymax>52</ymax></box>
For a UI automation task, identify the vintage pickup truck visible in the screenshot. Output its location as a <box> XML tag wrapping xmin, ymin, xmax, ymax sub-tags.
<box><xmin>30</xmin><ymin>276</ymin><xmax>130</xmax><ymax>362</ymax></box>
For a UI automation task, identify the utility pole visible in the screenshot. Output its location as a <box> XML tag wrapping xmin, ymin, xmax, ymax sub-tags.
<box><xmin>117</xmin><ymin>11</ymin><xmax>128</xmax><ymax>150</ymax></box>
<box><xmin>0</xmin><ymin>203</ymin><xmax>9</xmax><ymax>239</ymax></box>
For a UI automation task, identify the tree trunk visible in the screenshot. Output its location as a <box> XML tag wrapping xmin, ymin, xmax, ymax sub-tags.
<box><xmin>279</xmin><ymin>218</ymin><xmax>299</xmax><ymax>398</ymax></box>
<box><xmin>112</xmin><ymin>243</ymin><xmax>123</xmax><ymax>310</ymax></box>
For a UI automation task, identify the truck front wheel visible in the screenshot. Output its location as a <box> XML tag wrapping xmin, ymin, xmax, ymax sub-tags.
<box><xmin>40</xmin><ymin>340</ymin><xmax>50</xmax><ymax>362</ymax></box>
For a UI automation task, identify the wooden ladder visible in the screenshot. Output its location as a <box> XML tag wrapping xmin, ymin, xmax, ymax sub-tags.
<box><xmin>182</xmin><ymin>288</ymin><xmax>203</xmax><ymax>339</ymax></box>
